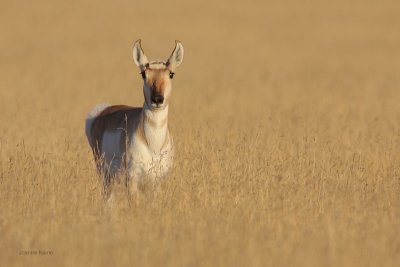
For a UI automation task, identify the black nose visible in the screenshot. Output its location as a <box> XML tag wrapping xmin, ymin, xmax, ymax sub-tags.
<box><xmin>151</xmin><ymin>94</ymin><xmax>164</xmax><ymax>105</ymax></box>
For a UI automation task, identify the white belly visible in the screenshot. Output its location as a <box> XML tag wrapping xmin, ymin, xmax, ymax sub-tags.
<box><xmin>127</xmin><ymin>137</ymin><xmax>174</xmax><ymax>182</ymax></box>
<box><xmin>101</xmin><ymin>130</ymin><xmax>124</xmax><ymax>175</ymax></box>
<box><xmin>100</xmin><ymin>129</ymin><xmax>173</xmax><ymax>183</ymax></box>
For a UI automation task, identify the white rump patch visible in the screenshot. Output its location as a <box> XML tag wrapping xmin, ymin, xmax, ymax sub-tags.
<box><xmin>85</xmin><ymin>103</ymin><xmax>111</xmax><ymax>145</ymax></box>
<box><xmin>87</xmin><ymin>103</ymin><xmax>111</xmax><ymax>119</ymax></box>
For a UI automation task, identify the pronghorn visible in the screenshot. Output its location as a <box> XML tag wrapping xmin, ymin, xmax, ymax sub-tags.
<box><xmin>85</xmin><ymin>40</ymin><xmax>184</xmax><ymax>195</ymax></box>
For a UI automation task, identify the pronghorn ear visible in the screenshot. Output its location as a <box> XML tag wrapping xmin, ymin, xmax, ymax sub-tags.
<box><xmin>167</xmin><ymin>41</ymin><xmax>184</xmax><ymax>70</ymax></box>
<box><xmin>132</xmin><ymin>39</ymin><xmax>149</xmax><ymax>71</ymax></box>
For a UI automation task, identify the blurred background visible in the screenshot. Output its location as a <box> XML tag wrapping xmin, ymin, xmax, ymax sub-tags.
<box><xmin>2</xmin><ymin>0</ymin><xmax>399</xmax><ymax>128</ymax></box>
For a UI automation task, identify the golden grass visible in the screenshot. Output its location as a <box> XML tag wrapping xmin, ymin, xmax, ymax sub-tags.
<box><xmin>1</xmin><ymin>0</ymin><xmax>400</xmax><ymax>266</ymax></box>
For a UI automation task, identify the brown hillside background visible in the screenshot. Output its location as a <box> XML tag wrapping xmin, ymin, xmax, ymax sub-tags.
<box><xmin>1</xmin><ymin>0</ymin><xmax>400</xmax><ymax>266</ymax></box>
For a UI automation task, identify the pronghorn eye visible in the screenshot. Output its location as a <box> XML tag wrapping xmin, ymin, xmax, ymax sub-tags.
<box><xmin>140</xmin><ymin>71</ymin><xmax>146</xmax><ymax>79</ymax></box>
<box><xmin>169</xmin><ymin>72</ymin><xmax>175</xmax><ymax>79</ymax></box>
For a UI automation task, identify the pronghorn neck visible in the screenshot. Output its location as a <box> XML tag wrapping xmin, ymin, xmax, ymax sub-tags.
<box><xmin>142</xmin><ymin>103</ymin><xmax>169</xmax><ymax>153</ymax></box>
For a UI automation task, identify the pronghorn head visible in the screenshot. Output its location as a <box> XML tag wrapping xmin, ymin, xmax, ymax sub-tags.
<box><xmin>133</xmin><ymin>40</ymin><xmax>184</xmax><ymax>110</ymax></box>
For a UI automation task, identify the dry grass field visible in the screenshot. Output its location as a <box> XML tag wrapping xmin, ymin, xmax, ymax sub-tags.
<box><xmin>1</xmin><ymin>0</ymin><xmax>400</xmax><ymax>266</ymax></box>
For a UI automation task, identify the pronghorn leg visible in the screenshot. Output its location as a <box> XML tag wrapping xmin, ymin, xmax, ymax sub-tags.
<box><xmin>102</xmin><ymin>172</ymin><xmax>112</xmax><ymax>200</ymax></box>
<box><xmin>127</xmin><ymin>176</ymin><xmax>139</xmax><ymax>196</ymax></box>
<box><xmin>92</xmin><ymin>150</ymin><xmax>112</xmax><ymax>200</ymax></box>
<box><xmin>125</xmin><ymin>175</ymin><xmax>141</xmax><ymax>206</ymax></box>
<box><xmin>126</xmin><ymin>159</ymin><xmax>140</xmax><ymax>196</ymax></box>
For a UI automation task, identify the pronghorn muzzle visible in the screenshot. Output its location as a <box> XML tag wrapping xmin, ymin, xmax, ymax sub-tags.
<box><xmin>151</xmin><ymin>94</ymin><xmax>164</xmax><ymax>105</ymax></box>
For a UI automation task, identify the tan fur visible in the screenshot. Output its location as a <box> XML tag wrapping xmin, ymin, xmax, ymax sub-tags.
<box><xmin>144</xmin><ymin>69</ymin><xmax>169</xmax><ymax>95</ymax></box>
<box><xmin>91</xmin><ymin>65</ymin><xmax>169</xmax><ymax>159</ymax></box>
<box><xmin>87</xmin><ymin>40</ymin><xmax>182</xmax><ymax>189</ymax></box>
<box><xmin>89</xmin><ymin>105</ymin><xmax>169</xmax><ymax>160</ymax></box>
<box><xmin>90</xmin><ymin>105</ymin><xmax>142</xmax><ymax>159</ymax></box>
